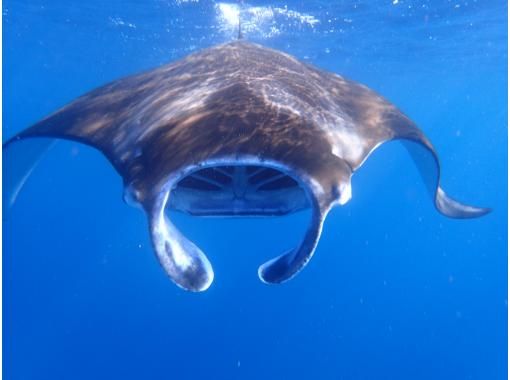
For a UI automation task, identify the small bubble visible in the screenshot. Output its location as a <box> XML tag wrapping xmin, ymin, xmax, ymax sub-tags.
<box><xmin>70</xmin><ymin>146</ymin><xmax>80</xmax><ymax>157</ymax></box>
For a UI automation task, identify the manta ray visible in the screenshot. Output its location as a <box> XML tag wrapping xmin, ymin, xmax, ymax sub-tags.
<box><xmin>4</xmin><ymin>41</ymin><xmax>490</xmax><ymax>291</ymax></box>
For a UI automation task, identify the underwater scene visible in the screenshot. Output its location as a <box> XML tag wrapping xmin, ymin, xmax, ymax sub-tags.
<box><xmin>3</xmin><ymin>0</ymin><xmax>508</xmax><ymax>379</ymax></box>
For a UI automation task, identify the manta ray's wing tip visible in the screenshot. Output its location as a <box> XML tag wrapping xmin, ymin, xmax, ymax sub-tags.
<box><xmin>436</xmin><ymin>187</ymin><xmax>491</xmax><ymax>219</ymax></box>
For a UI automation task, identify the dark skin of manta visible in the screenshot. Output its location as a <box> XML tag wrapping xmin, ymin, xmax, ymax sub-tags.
<box><xmin>4</xmin><ymin>41</ymin><xmax>490</xmax><ymax>291</ymax></box>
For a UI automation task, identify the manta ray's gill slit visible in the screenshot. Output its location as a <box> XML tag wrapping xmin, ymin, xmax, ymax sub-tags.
<box><xmin>177</xmin><ymin>175</ymin><xmax>223</xmax><ymax>191</ymax></box>
<box><xmin>258</xmin><ymin>175</ymin><xmax>298</xmax><ymax>191</ymax></box>
<box><xmin>248</xmin><ymin>167</ymin><xmax>282</xmax><ymax>184</ymax></box>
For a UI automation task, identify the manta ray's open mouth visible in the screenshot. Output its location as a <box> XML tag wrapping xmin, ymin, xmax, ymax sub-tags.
<box><xmin>168</xmin><ymin>164</ymin><xmax>310</xmax><ymax>216</ymax></box>
<box><xmin>146</xmin><ymin>158</ymin><xmax>325</xmax><ymax>292</ymax></box>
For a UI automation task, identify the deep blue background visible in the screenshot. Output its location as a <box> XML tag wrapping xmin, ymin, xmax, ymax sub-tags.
<box><xmin>3</xmin><ymin>1</ymin><xmax>507</xmax><ymax>379</ymax></box>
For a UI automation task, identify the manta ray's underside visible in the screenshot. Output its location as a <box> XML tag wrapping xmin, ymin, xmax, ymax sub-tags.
<box><xmin>4</xmin><ymin>41</ymin><xmax>490</xmax><ymax>291</ymax></box>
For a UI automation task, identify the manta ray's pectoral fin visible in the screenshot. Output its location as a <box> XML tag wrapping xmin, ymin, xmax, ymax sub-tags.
<box><xmin>400</xmin><ymin>138</ymin><xmax>491</xmax><ymax>218</ymax></box>
<box><xmin>258</xmin><ymin>195</ymin><xmax>328</xmax><ymax>284</ymax></box>
<box><xmin>148</xmin><ymin>190</ymin><xmax>214</xmax><ymax>292</ymax></box>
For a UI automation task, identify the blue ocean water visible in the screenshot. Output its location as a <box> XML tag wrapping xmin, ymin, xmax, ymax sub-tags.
<box><xmin>3</xmin><ymin>1</ymin><xmax>507</xmax><ymax>379</ymax></box>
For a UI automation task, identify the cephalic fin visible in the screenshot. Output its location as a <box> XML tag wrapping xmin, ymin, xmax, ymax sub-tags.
<box><xmin>258</xmin><ymin>192</ymin><xmax>329</xmax><ymax>284</ymax></box>
<box><xmin>148</xmin><ymin>190</ymin><xmax>214</xmax><ymax>292</ymax></box>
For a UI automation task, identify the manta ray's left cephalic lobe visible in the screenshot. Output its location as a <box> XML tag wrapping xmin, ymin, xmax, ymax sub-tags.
<box><xmin>4</xmin><ymin>41</ymin><xmax>490</xmax><ymax>291</ymax></box>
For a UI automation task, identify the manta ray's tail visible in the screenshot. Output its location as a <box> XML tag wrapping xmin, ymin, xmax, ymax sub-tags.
<box><xmin>3</xmin><ymin>137</ymin><xmax>56</xmax><ymax>209</ymax></box>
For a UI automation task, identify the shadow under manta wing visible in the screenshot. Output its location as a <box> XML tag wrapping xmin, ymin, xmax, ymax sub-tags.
<box><xmin>384</xmin><ymin>112</ymin><xmax>490</xmax><ymax>219</ymax></box>
<box><xmin>398</xmin><ymin>138</ymin><xmax>491</xmax><ymax>218</ymax></box>
<box><xmin>366</xmin><ymin>133</ymin><xmax>491</xmax><ymax>219</ymax></box>
<box><xmin>3</xmin><ymin>137</ymin><xmax>57</xmax><ymax>209</ymax></box>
